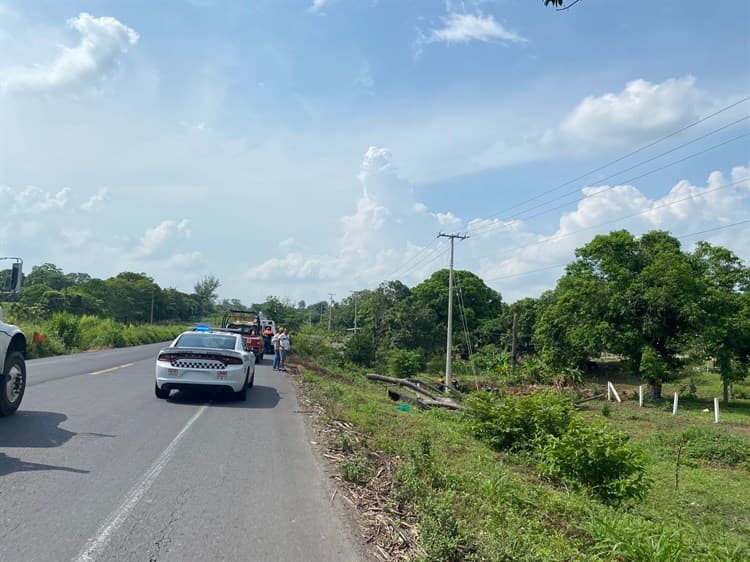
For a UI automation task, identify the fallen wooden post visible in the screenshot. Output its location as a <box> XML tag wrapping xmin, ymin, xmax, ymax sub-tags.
<box><xmin>367</xmin><ymin>374</ymin><xmax>466</xmax><ymax>410</ymax></box>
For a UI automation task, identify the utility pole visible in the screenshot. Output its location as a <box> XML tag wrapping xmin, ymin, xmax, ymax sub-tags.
<box><xmin>150</xmin><ymin>286</ymin><xmax>155</xmax><ymax>324</ymax></box>
<box><xmin>349</xmin><ymin>290</ymin><xmax>358</xmax><ymax>333</ymax></box>
<box><xmin>511</xmin><ymin>313</ymin><xmax>518</xmax><ymax>368</ymax></box>
<box><xmin>327</xmin><ymin>293</ymin><xmax>335</xmax><ymax>331</ymax></box>
<box><xmin>438</xmin><ymin>232</ymin><xmax>469</xmax><ymax>394</ymax></box>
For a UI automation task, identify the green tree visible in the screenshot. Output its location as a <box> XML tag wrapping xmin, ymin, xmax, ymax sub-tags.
<box><xmin>691</xmin><ymin>242</ymin><xmax>750</xmax><ymax>403</ymax></box>
<box><xmin>193</xmin><ymin>275</ymin><xmax>221</xmax><ymax>317</ymax></box>
<box><xmin>25</xmin><ymin>263</ymin><xmax>70</xmax><ymax>291</ymax></box>
<box><xmin>535</xmin><ymin>230</ymin><xmax>702</xmax><ymax>396</ymax></box>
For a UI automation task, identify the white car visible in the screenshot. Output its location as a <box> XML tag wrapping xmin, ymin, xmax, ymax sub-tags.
<box><xmin>155</xmin><ymin>328</ymin><xmax>255</xmax><ymax>401</ymax></box>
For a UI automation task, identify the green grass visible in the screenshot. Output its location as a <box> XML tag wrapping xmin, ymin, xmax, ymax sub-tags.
<box><xmin>297</xmin><ymin>358</ymin><xmax>750</xmax><ymax>561</ymax></box>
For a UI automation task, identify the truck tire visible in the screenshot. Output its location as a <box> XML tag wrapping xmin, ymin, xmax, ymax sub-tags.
<box><xmin>1</xmin><ymin>352</ymin><xmax>26</xmax><ymax>417</ymax></box>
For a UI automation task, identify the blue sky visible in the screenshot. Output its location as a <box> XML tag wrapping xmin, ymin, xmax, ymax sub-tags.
<box><xmin>1</xmin><ymin>0</ymin><xmax>749</xmax><ymax>305</ymax></box>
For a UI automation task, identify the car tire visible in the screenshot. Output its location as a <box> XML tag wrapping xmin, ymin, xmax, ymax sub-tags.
<box><xmin>155</xmin><ymin>382</ymin><xmax>170</xmax><ymax>399</ymax></box>
<box><xmin>0</xmin><ymin>352</ymin><xmax>26</xmax><ymax>417</ymax></box>
<box><xmin>234</xmin><ymin>372</ymin><xmax>248</xmax><ymax>401</ymax></box>
<box><xmin>255</xmin><ymin>352</ymin><xmax>262</xmax><ymax>364</ymax></box>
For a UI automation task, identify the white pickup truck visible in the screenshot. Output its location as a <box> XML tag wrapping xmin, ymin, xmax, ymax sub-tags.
<box><xmin>0</xmin><ymin>258</ymin><xmax>26</xmax><ymax>416</ymax></box>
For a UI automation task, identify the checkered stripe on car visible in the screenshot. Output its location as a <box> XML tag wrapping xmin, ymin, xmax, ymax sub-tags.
<box><xmin>173</xmin><ymin>359</ymin><xmax>225</xmax><ymax>369</ymax></box>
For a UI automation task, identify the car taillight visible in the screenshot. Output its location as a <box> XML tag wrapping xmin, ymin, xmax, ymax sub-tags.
<box><xmin>158</xmin><ymin>354</ymin><xmax>172</xmax><ymax>363</ymax></box>
<box><xmin>224</xmin><ymin>356</ymin><xmax>243</xmax><ymax>365</ymax></box>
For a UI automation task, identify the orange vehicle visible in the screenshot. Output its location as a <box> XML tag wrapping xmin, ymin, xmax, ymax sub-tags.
<box><xmin>221</xmin><ymin>310</ymin><xmax>264</xmax><ymax>363</ymax></box>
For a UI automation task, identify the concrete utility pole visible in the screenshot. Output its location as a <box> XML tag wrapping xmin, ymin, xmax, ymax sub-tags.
<box><xmin>349</xmin><ymin>290</ymin><xmax>358</xmax><ymax>333</ymax></box>
<box><xmin>438</xmin><ymin>232</ymin><xmax>469</xmax><ymax>394</ymax></box>
<box><xmin>327</xmin><ymin>293</ymin><xmax>335</xmax><ymax>331</ymax></box>
<box><xmin>511</xmin><ymin>313</ymin><xmax>518</xmax><ymax>368</ymax></box>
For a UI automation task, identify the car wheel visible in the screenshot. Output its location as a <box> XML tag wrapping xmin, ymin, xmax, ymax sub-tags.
<box><xmin>234</xmin><ymin>372</ymin><xmax>248</xmax><ymax>401</ymax></box>
<box><xmin>0</xmin><ymin>352</ymin><xmax>26</xmax><ymax>417</ymax></box>
<box><xmin>255</xmin><ymin>352</ymin><xmax>261</xmax><ymax>364</ymax></box>
<box><xmin>155</xmin><ymin>382</ymin><xmax>170</xmax><ymax>399</ymax></box>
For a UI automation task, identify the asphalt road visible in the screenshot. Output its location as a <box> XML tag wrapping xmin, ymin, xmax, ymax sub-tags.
<box><xmin>0</xmin><ymin>344</ymin><xmax>363</xmax><ymax>562</ymax></box>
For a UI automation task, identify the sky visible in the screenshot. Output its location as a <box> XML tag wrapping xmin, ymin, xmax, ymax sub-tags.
<box><xmin>1</xmin><ymin>0</ymin><xmax>749</xmax><ymax>306</ymax></box>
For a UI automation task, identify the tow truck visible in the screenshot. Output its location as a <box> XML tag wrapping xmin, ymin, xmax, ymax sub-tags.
<box><xmin>221</xmin><ymin>309</ymin><xmax>264</xmax><ymax>363</ymax></box>
<box><xmin>1</xmin><ymin>258</ymin><xmax>26</xmax><ymax>417</ymax></box>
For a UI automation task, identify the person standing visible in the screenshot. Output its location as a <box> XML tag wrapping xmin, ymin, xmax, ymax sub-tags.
<box><xmin>279</xmin><ymin>328</ymin><xmax>291</xmax><ymax>371</ymax></box>
<box><xmin>272</xmin><ymin>328</ymin><xmax>282</xmax><ymax>371</ymax></box>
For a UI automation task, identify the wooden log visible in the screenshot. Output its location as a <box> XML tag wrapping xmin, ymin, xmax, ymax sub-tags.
<box><xmin>366</xmin><ymin>374</ymin><xmax>439</xmax><ymax>400</ymax></box>
<box><xmin>574</xmin><ymin>393</ymin><xmax>605</xmax><ymax>406</ymax></box>
<box><xmin>367</xmin><ymin>374</ymin><xmax>466</xmax><ymax>410</ymax></box>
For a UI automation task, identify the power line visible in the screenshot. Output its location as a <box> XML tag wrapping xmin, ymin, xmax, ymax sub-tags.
<box><xmin>474</xmin><ymin>175</ymin><xmax>748</xmax><ymax>266</ymax></box>
<box><xmin>483</xmin><ymin>217</ymin><xmax>750</xmax><ymax>284</ymax></box>
<box><xmin>475</xmin><ymin>96</ymin><xmax>750</xmax><ymax>225</ymax></box>
<box><xmin>470</xmin><ymin>119</ymin><xmax>750</xmax><ymax>238</ymax></box>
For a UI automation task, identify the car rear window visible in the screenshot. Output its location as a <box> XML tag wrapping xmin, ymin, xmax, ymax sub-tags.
<box><xmin>175</xmin><ymin>333</ymin><xmax>237</xmax><ymax>350</ymax></box>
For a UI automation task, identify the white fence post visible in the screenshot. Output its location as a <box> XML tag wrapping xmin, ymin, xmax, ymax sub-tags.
<box><xmin>607</xmin><ymin>382</ymin><xmax>621</xmax><ymax>403</ymax></box>
<box><xmin>639</xmin><ymin>385</ymin><xmax>644</xmax><ymax>407</ymax></box>
<box><xmin>714</xmin><ymin>397</ymin><xmax>720</xmax><ymax>424</ymax></box>
<box><xmin>672</xmin><ymin>392</ymin><xmax>679</xmax><ymax>415</ymax></box>
<box><xmin>607</xmin><ymin>381</ymin><xmax>611</xmax><ymax>402</ymax></box>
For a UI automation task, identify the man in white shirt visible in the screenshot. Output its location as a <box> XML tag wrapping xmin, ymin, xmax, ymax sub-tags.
<box><xmin>272</xmin><ymin>329</ymin><xmax>282</xmax><ymax>371</ymax></box>
<box><xmin>278</xmin><ymin>328</ymin><xmax>290</xmax><ymax>371</ymax></box>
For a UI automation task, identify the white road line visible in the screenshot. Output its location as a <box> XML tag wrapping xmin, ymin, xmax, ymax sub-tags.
<box><xmin>73</xmin><ymin>405</ymin><xmax>208</xmax><ymax>562</ymax></box>
<box><xmin>89</xmin><ymin>363</ymin><xmax>134</xmax><ymax>376</ymax></box>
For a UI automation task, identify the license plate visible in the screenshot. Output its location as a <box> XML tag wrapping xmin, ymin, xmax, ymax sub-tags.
<box><xmin>217</xmin><ymin>370</ymin><xmax>228</xmax><ymax>379</ymax></box>
<box><xmin>167</xmin><ymin>368</ymin><xmax>179</xmax><ymax>376</ymax></box>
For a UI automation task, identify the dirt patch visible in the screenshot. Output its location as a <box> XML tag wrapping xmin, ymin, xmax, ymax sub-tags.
<box><xmin>288</xmin><ymin>360</ymin><xmax>425</xmax><ymax>561</ymax></box>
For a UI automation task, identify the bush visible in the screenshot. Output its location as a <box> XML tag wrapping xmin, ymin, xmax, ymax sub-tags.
<box><xmin>386</xmin><ymin>348</ymin><xmax>423</xmax><ymax>378</ymax></box>
<box><xmin>49</xmin><ymin>312</ymin><xmax>82</xmax><ymax>351</ymax></box>
<box><xmin>465</xmin><ymin>390</ymin><xmax>577</xmax><ymax>452</ymax></box>
<box><xmin>343</xmin><ymin>332</ymin><xmax>375</xmax><ymax>366</ymax></box>
<box><xmin>538</xmin><ymin>420</ymin><xmax>649</xmax><ymax>505</ymax></box>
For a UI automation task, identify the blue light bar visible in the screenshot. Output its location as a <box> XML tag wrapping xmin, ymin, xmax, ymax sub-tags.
<box><xmin>194</xmin><ymin>323</ymin><xmax>211</xmax><ymax>332</ymax></box>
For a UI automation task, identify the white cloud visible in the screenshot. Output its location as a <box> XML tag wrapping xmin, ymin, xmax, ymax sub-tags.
<box><xmin>80</xmin><ymin>187</ymin><xmax>109</xmax><ymax>211</ymax></box>
<box><xmin>136</xmin><ymin>219</ymin><xmax>191</xmax><ymax>258</ymax></box>
<box><xmin>433</xmin><ymin>211</ymin><xmax>462</xmax><ymax>226</ymax></box>
<box><xmin>559</xmin><ymin>76</ymin><xmax>706</xmax><ymax>147</ymax></box>
<box><xmin>0</xmin><ymin>185</ymin><xmax>70</xmax><ymax>214</ymax></box>
<box><xmin>1</xmin><ymin>12</ymin><xmax>139</xmax><ymax>94</ymax></box>
<box><xmin>308</xmin><ymin>0</ymin><xmax>331</xmax><ymax>14</ymax></box>
<box><xmin>418</xmin><ymin>76</ymin><xmax>722</xmax><ymax>183</ymax></box>
<box><xmin>426</xmin><ymin>13</ymin><xmax>527</xmax><ymax>45</ymax></box>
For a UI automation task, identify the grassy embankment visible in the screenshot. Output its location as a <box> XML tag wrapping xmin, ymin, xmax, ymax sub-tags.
<box><xmin>293</xmin><ymin>331</ymin><xmax>750</xmax><ymax>561</ymax></box>
<box><xmin>3</xmin><ymin>309</ymin><xmax>187</xmax><ymax>359</ymax></box>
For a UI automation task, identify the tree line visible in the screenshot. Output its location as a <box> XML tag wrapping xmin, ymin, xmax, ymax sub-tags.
<box><xmin>1</xmin><ymin>264</ymin><xmax>224</xmax><ymax>324</ymax></box>
<box><xmin>321</xmin><ymin>230</ymin><xmax>749</xmax><ymax>403</ymax></box>
<box><xmin>4</xmin><ymin>229</ymin><xmax>748</xmax><ymax>401</ymax></box>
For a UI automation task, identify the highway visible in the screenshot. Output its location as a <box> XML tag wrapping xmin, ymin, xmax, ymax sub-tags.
<box><xmin>0</xmin><ymin>344</ymin><xmax>364</xmax><ymax>562</ymax></box>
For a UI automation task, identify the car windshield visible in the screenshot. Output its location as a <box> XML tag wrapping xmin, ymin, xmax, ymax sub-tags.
<box><xmin>175</xmin><ymin>333</ymin><xmax>236</xmax><ymax>350</ymax></box>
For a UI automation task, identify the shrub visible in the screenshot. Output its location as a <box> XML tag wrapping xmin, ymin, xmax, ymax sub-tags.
<box><xmin>340</xmin><ymin>454</ymin><xmax>372</xmax><ymax>485</ymax></box>
<box><xmin>386</xmin><ymin>348</ymin><xmax>423</xmax><ymax>378</ymax></box>
<box><xmin>465</xmin><ymin>390</ymin><xmax>577</xmax><ymax>452</ymax></box>
<box><xmin>49</xmin><ymin>312</ymin><xmax>82</xmax><ymax>351</ymax></box>
<box><xmin>538</xmin><ymin>420</ymin><xmax>649</xmax><ymax>505</ymax></box>
<box><xmin>343</xmin><ymin>332</ymin><xmax>375</xmax><ymax>366</ymax></box>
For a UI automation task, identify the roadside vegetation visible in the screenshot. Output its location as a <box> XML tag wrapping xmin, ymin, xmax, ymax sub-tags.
<box><xmin>287</xmin><ymin>228</ymin><xmax>749</xmax><ymax>560</ymax></box>
<box><xmin>293</xmin><ymin>331</ymin><xmax>750</xmax><ymax>561</ymax></box>
<box><xmin>0</xmin><ymin>263</ymin><xmax>226</xmax><ymax>358</ymax></box>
